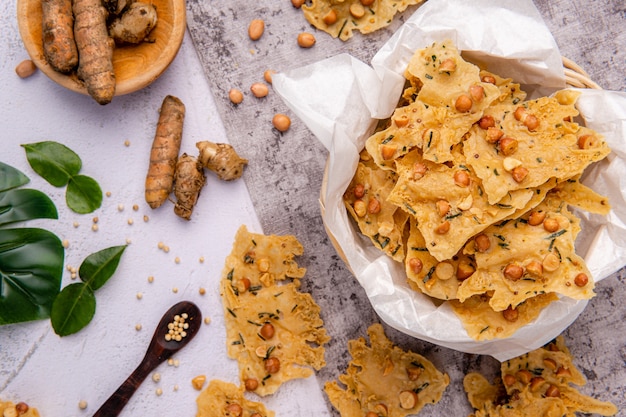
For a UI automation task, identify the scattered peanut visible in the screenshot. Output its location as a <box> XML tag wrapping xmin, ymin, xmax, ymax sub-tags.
<box><xmin>229</xmin><ymin>88</ymin><xmax>244</xmax><ymax>104</ymax></box>
<box><xmin>272</xmin><ymin>113</ymin><xmax>291</xmax><ymax>132</ymax></box>
<box><xmin>297</xmin><ymin>32</ymin><xmax>316</xmax><ymax>48</ymax></box>
<box><xmin>15</xmin><ymin>59</ymin><xmax>37</xmax><ymax>78</ymax></box>
<box><xmin>263</xmin><ymin>69</ymin><xmax>276</xmax><ymax>84</ymax></box>
<box><xmin>250</xmin><ymin>82</ymin><xmax>269</xmax><ymax>98</ymax></box>
<box><xmin>248</xmin><ymin>19</ymin><xmax>265</xmax><ymax>41</ymax></box>
<box><xmin>78</xmin><ymin>400</ymin><xmax>88</xmax><ymax>410</ymax></box>
<box><xmin>291</xmin><ymin>0</ymin><xmax>305</xmax><ymax>7</ymax></box>
<box><xmin>191</xmin><ymin>375</ymin><xmax>207</xmax><ymax>390</ymax></box>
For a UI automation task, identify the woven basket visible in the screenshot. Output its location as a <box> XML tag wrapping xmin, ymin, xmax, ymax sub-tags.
<box><xmin>319</xmin><ymin>57</ymin><xmax>600</xmax><ymax>270</ymax></box>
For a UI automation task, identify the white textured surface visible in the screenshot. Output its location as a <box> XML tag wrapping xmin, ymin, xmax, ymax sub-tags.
<box><xmin>0</xmin><ymin>2</ymin><xmax>329</xmax><ymax>416</ymax></box>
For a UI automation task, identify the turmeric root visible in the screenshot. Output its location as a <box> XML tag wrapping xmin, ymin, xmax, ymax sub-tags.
<box><xmin>41</xmin><ymin>0</ymin><xmax>78</xmax><ymax>73</ymax></box>
<box><xmin>145</xmin><ymin>95</ymin><xmax>185</xmax><ymax>209</ymax></box>
<box><xmin>108</xmin><ymin>2</ymin><xmax>158</xmax><ymax>44</ymax></box>
<box><xmin>173</xmin><ymin>154</ymin><xmax>206</xmax><ymax>220</ymax></box>
<box><xmin>196</xmin><ymin>141</ymin><xmax>248</xmax><ymax>181</ymax></box>
<box><xmin>73</xmin><ymin>0</ymin><xmax>116</xmax><ymax>104</ymax></box>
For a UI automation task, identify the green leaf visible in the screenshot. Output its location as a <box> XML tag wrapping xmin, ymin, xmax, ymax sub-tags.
<box><xmin>0</xmin><ymin>228</ymin><xmax>64</xmax><ymax>325</ymax></box>
<box><xmin>22</xmin><ymin>141</ymin><xmax>82</xmax><ymax>187</ymax></box>
<box><xmin>0</xmin><ymin>161</ymin><xmax>30</xmax><ymax>192</ymax></box>
<box><xmin>79</xmin><ymin>245</ymin><xmax>127</xmax><ymax>291</ymax></box>
<box><xmin>50</xmin><ymin>283</ymin><xmax>96</xmax><ymax>336</ymax></box>
<box><xmin>0</xmin><ymin>189</ymin><xmax>58</xmax><ymax>227</ymax></box>
<box><xmin>66</xmin><ymin>175</ymin><xmax>103</xmax><ymax>214</ymax></box>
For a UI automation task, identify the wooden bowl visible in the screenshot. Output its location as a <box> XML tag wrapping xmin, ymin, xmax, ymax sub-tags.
<box><xmin>17</xmin><ymin>0</ymin><xmax>186</xmax><ymax>98</ymax></box>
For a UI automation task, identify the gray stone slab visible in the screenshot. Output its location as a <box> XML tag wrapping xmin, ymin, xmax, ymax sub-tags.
<box><xmin>185</xmin><ymin>1</ymin><xmax>625</xmax><ymax>415</ymax></box>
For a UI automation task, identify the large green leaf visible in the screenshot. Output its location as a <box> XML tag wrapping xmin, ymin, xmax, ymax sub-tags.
<box><xmin>66</xmin><ymin>174</ymin><xmax>103</xmax><ymax>214</ymax></box>
<box><xmin>50</xmin><ymin>283</ymin><xmax>96</xmax><ymax>336</ymax></box>
<box><xmin>0</xmin><ymin>161</ymin><xmax>30</xmax><ymax>192</ymax></box>
<box><xmin>79</xmin><ymin>245</ymin><xmax>127</xmax><ymax>291</ymax></box>
<box><xmin>22</xmin><ymin>141</ymin><xmax>82</xmax><ymax>187</ymax></box>
<box><xmin>0</xmin><ymin>228</ymin><xmax>64</xmax><ymax>325</ymax></box>
<box><xmin>0</xmin><ymin>189</ymin><xmax>58</xmax><ymax>227</ymax></box>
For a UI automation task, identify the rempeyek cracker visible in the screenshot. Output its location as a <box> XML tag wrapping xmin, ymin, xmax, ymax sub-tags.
<box><xmin>366</xmin><ymin>41</ymin><xmax>501</xmax><ymax>167</ymax></box>
<box><xmin>343</xmin><ymin>40</ymin><xmax>612</xmax><ymax>341</ymax></box>
<box><xmin>458</xmin><ymin>194</ymin><xmax>595</xmax><ymax>311</ymax></box>
<box><xmin>343</xmin><ymin>151</ymin><xmax>409</xmax><ymax>261</ymax></box>
<box><xmin>196</xmin><ymin>379</ymin><xmax>275</xmax><ymax>417</ymax></box>
<box><xmin>325</xmin><ymin>323</ymin><xmax>449</xmax><ymax>417</ymax></box>
<box><xmin>220</xmin><ymin>225</ymin><xmax>330</xmax><ymax>396</ymax></box>
<box><xmin>464</xmin><ymin>336</ymin><xmax>618</xmax><ymax>416</ymax></box>
<box><xmin>302</xmin><ymin>0</ymin><xmax>424</xmax><ymax>41</ymax></box>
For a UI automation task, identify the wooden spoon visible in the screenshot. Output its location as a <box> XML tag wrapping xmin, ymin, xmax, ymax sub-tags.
<box><xmin>92</xmin><ymin>301</ymin><xmax>202</xmax><ymax>417</ymax></box>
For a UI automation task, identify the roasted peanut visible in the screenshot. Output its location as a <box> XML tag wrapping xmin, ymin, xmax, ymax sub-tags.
<box><xmin>577</xmin><ymin>134</ymin><xmax>599</xmax><ymax>149</ymax></box>
<box><xmin>413</xmin><ymin>162</ymin><xmax>428</xmax><ymax>179</ymax></box>
<box><xmin>406</xmin><ymin>365</ymin><xmax>422</xmax><ymax>381</ymax></box>
<box><xmin>297</xmin><ymin>32</ymin><xmax>316</xmax><ymax>48</ymax></box>
<box><xmin>542</xmin><ymin>253</ymin><xmax>561</xmax><ymax>272</ymax></box>
<box><xmin>354</xmin><ymin>183</ymin><xmax>365</xmax><ymax>198</ymax></box>
<box><xmin>435</xmin><ymin>261</ymin><xmax>454</xmax><ymax>280</ymax></box>
<box><xmin>469</xmin><ymin>85</ymin><xmax>484</xmax><ymax>102</ymax></box>
<box><xmin>456</xmin><ymin>261</ymin><xmax>475</xmax><ymax>280</ymax></box>
<box><xmin>545</xmin><ymin>384</ymin><xmax>561</xmax><ymax>398</ymax></box>
<box><xmin>228</xmin><ymin>88</ymin><xmax>244</xmax><ymax>104</ymax></box>
<box><xmin>481</xmin><ymin>74</ymin><xmax>496</xmax><ymax>84</ymax></box>
<box><xmin>511</xmin><ymin>166</ymin><xmax>529</xmax><ymax>183</ymax></box>
<box><xmin>543</xmin><ymin>217</ymin><xmax>560</xmax><ymax>232</ymax></box>
<box><xmin>250</xmin><ymin>82</ymin><xmax>269</xmax><ymax>98</ymax></box>
<box><xmin>525</xmin><ymin>260</ymin><xmax>543</xmax><ymax>276</ymax></box>
<box><xmin>453</xmin><ymin>170</ymin><xmax>470</xmax><ymax>187</ymax></box>
<box><xmin>516</xmin><ymin>369</ymin><xmax>533</xmax><ymax>384</ymax></box>
<box><xmin>528</xmin><ymin>210</ymin><xmax>546</xmax><ymax>226</ymax></box>
<box><xmin>323</xmin><ymin>9</ymin><xmax>338</xmax><ymax>25</ymax></box>
<box><xmin>399</xmin><ymin>391</ymin><xmax>418</xmax><ymax>409</ymax></box>
<box><xmin>486</xmin><ymin>127</ymin><xmax>504</xmax><ymax>143</ymax></box>
<box><xmin>474</xmin><ymin>233</ymin><xmax>490</xmax><ymax>252</ymax></box>
<box><xmin>455</xmin><ymin>94</ymin><xmax>473</xmax><ymax>112</ymax></box>
<box><xmin>438</xmin><ymin>58</ymin><xmax>456</xmax><ymax>73</ymax></box>
<box><xmin>245</xmin><ymin>378</ymin><xmax>259</xmax><ymax>391</ymax></box>
<box><xmin>349</xmin><ymin>3</ymin><xmax>365</xmax><ymax>18</ymax></box>
<box><xmin>272</xmin><ymin>113</ymin><xmax>291</xmax><ymax>132</ymax></box>
<box><xmin>436</xmin><ymin>199</ymin><xmax>451</xmax><ymax>217</ymax></box>
<box><xmin>260</xmin><ymin>322</ymin><xmax>275</xmax><ymax>339</ymax></box>
<box><xmin>503</xmin><ymin>263</ymin><xmax>524</xmax><ymax>281</ymax></box>
<box><xmin>265</xmin><ymin>357</ymin><xmax>280</xmax><ymax>373</ymax></box>
<box><xmin>503</xmin><ymin>374</ymin><xmax>517</xmax><ymax>387</ymax></box>
<box><xmin>502</xmin><ymin>306</ymin><xmax>519</xmax><ymax>322</ymax></box>
<box><xmin>248</xmin><ymin>19</ymin><xmax>265</xmax><ymax>40</ymax></box>
<box><xmin>408</xmin><ymin>257</ymin><xmax>423</xmax><ymax>274</ymax></box>
<box><xmin>368</xmin><ymin>197</ymin><xmax>381</xmax><ymax>214</ymax></box>
<box><xmin>478</xmin><ymin>115</ymin><xmax>495</xmax><ymax>130</ymax></box>
<box><xmin>381</xmin><ymin>144</ymin><xmax>397</xmax><ymax>160</ymax></box>
<box><xmin>354</xmin><ymin>200</ymin><xmax>367</xmax><ymax>217</ymax></box>
<box><xmin>435</xmin><ymin>221</ymin><xmax>450</xmax><ymax>234</ymax></box>
<box><xmin>15</xmin><ymin>59</ymin><xmax>37</xmax><ymax>78</ymax></box>
<box><xmin>574</xmin><ymin>273</ymin><xmax>589</xmax><ymax>287</ymax></box>
<box><xmin>225</xmin><ymin>403</ymin><xmax>243</xmax><ymax>417</ymax></box>
<box><xmin>498</xmin><ymin>137</ymin><xmax>518</xmax><ymax>156</ymax></box>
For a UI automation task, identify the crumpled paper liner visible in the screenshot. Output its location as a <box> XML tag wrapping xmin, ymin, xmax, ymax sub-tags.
<box><xmin>273</xmin><ymin>0</ymin><xmax>626</xmax><ymax>360</ymax></box>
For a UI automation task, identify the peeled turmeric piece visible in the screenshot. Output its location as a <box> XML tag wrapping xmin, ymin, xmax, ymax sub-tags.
<box><xmin>42</xmin><ymin>0</ymin><xmax>78</xmax><ymax>73</ymax></box>
<box><xmin>173</xmin><ymin>153</ymin><xmax>206</xmax><ymax>220</ymax></box>
<box><xmin>73</xmin><ymin>0</ymin><xmax>116</xmax><ymax>104</ymax></box>
<box><xmin>196</xmin><ymin>141</ymin><xmax>248</xmax><ymax>181</ymax></box>
<box><xmin>145</xmin><ymin>95</ymin><xmax>185</xmax><ymax>209</ymax></box>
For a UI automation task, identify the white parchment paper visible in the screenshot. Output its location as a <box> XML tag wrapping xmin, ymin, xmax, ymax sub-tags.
<box><xmin>273</xmin><ymin>0</ymin><xmax>626</xmax><ymax>360</ymax></box>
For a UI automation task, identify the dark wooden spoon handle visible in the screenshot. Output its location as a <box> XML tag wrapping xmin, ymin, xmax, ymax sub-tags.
<box><xmin>92</xmin><ymin>353</ymin><xmax>165</xmax><ymax>417</ymax></box>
